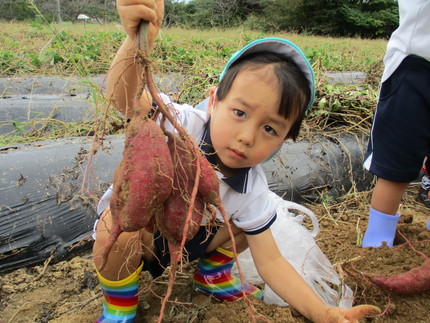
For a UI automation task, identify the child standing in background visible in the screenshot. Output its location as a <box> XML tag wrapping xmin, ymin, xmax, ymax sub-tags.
<box><xmin>362</xmin><ymin>0</ymin><xmax>430</xmax><ymax>248</ymax></box>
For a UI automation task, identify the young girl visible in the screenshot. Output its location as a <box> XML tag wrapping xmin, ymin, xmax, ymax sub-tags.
<box><xmin>92</xmin><ymin>0</ymin><xmax>380</xmax><ymax>322</ymax></box>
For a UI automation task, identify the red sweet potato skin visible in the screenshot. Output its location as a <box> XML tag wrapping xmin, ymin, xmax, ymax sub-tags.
<box><xmin>198</xmin><ymin>154</ymin><xmax>221</xmax><ymax>207</ymax></box>
<box><xmin>369</xmin><ymin>259</ymin><xmax>430</xmax><ymax>295</ymax></box>
<box><xmin>161</xmin><ymin>189</ymin><xmax>205</xmax><ymax>242</ymax></box>
<box><xmin>110</xmin><ymin>117</ymin><xmax>174</xmax><ymax>232</ymax></box>
<box><xmin>156</xmin><ymin>131</ymin><xmax>205</xmax><ymax>242</ymax></box>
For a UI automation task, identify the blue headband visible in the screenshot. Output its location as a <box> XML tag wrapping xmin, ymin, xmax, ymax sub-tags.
<box><xmin>219</xmin><ymin>38</ymin><xmax>315</xmax><ymax>111</ymax></box>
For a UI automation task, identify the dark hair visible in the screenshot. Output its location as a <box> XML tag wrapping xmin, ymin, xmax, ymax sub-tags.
<box><xmin>216</xmin><ymin>52</ymin><xmax>310</xmax><ymax>141</ymax></box>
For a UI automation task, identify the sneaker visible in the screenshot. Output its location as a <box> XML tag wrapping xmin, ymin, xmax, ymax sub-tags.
<box><xmin>418</xmin><ymin>174</ymin><xmax>430</xmax><ymax>208</ymax></box>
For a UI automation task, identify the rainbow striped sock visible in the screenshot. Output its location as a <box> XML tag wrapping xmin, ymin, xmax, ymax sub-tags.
<box><xmin>96</xmin><ymin>262</ymin><xmax>143</xmax><ymax>323</ymax></box>
<box><xmin>193</xmin><ymin>247</ymin><xmax>263</xmax><ymax>301</ymax></box>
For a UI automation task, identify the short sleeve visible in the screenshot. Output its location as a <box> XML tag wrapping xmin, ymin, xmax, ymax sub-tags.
<box><xmin>232</xmin><ymin>189</ymin><xmax>280</xmax><ymax>234</ymax></box>
<box><xmin>217</xmin><ymin>165</ymin><xmax>281</xmax><ymax>234</ymax></box>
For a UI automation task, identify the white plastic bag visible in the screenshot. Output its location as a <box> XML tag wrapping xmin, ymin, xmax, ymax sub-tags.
<box><xmin>232</xmin><ymin>193</ymin><xmax>353</xmax><ymax>308</ymax></box>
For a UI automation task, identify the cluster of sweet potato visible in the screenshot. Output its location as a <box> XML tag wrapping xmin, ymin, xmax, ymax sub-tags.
<box><xmin>99</xmin><ymin>23</ymin><xmax>230</xmax><ymax>275</ymax></box>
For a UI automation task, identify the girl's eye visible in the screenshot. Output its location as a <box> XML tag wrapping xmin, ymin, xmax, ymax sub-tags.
<box><xmin>234</xmin><ymin>109</ymin><xmax>246</xmax><ymax>118</ymax></box>
<box><xmin>264</xmin><ymin>125</ymin><xmax>276</xmax><ymax>135</ymax></box>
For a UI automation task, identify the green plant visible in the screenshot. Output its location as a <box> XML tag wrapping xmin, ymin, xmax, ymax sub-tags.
<box><xmin>307</xmin><ymin>82</ymin><xmax>378</xmax><ymax>135</ymax></box>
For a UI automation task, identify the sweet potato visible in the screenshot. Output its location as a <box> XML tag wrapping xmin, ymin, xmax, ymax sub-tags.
<box><xmin>160</xmin><ymin>189</ymin><xmax>205</xmax><ymax>241</ymax></box>
<box><xmin>101</xmin><ymin>21</ymin><xmax>221</xmax><ymax>265</ymax></box>
<box><xmin>150</xmin><ymin>131</ymin><xmax>205</xmax><ymax>323</ymax></box>
<box><xmin>156</xmin><ymin>131</ymin><xmax>206</xmax><ymax>243</ymax></box>
<box><xmin>145</xmin><ymin>71</ymin><xmax>232</xmax><ymax>249</ymax></box>
<box><xmin>197</xmin><ymin>151</ymin><xmax>223</xmax><ymax>208</ymax></box>
<box><xmin>368</xmin><ymin>259</ymin><xmax>430</xmax><ymax>295</ymax></box>
<box><xmin>101</xmin><ymin>115</ymin><xmax>174</xmax><ymax>269</ymax></box>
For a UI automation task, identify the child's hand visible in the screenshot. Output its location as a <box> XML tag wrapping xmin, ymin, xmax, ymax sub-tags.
<box><xmin>320</xmin><ymin>304</ymin><xmax>381</xmax><ymax>323</ymax></box>
<box><xmin>116</xmin><ymin>0</ymin><xmax>164</xmax><ymax>50</ymax></box>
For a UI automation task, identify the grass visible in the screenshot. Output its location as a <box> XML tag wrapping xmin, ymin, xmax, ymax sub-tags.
<box><xmin>0</xmin><ymin>21</ymin><xmax>388</xmax><ymax>145</ymax></box>
<box><xmin>0</xmin><ymin>22</ymin><xmax>387</xmax><ymax>77</ymax></box>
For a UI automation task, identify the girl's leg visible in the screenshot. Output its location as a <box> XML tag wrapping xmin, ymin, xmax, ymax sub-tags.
<box><xmin>93</xmin><ymin>207</ymin><xmax>144</xmax><ymax>279</ymax></box>
<box><xmin>193</xmin><ymin>222</ymin><xmax>263</xmax><ymax>301</ymax></box>
<box><xmin>370</xmin><ymin>178</ymin><xmax>409</xmax><ymax>216</ymax></box>
<box><xmin>362</xmin><ymin>178</ymin><xmax>407</xmax><ymax>247</ymax></box>
<box><xmin>93</xmin><ymin>207</ymin><xmax>154</xmax><ymax>322</ymax></box>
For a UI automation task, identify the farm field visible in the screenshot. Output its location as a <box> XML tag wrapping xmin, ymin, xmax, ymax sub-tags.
<box><xmin>1</xmin><ymin>22</ymin><xmax>429</xmax><ymax>322</ymax></box>
<box><xmin>1</xmin><ymin>188</ymin><xmax>429</xmax><ymax>322</ymax></box>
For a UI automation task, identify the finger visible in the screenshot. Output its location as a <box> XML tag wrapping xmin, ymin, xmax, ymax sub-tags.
<box><xmin>118</xmin><ymin>0</ymin><xmax>156</xmax><ymax>8</ymax></box>
<box><xmin>154</xmin><ymin>0</ymin><xmax>165</xmax><ymax>26</ymax></box>
<box><xmin>344</xmin><ymin>305</ymin><xmax>381</xmax><ymax>321</ymax></box>
<box><xmin>120</xmin><ymin>5</ymin><xmax>158</xmax><ymax>24</ymax></box>
<box><xmin>119</xmin><ymin>5</ymin><xmax>158</xmax><ymax>36</ymax></box>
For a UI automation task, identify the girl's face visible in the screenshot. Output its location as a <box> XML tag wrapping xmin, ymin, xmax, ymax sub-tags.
<box><xmin>208</xmin><ymin>65</ymin><xmax>294</xmax><ymax>177</ymax></box>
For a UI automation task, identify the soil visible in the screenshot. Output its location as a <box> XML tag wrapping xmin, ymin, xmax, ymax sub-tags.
<box><xmin>1</xmin><ymin>186</ymin><xmax>429</xmax><ymax>323</ymax></box>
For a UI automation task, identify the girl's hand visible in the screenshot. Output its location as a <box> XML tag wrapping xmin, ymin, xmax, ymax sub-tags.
<box><xmin>116</xmin><ymin>0</ymin><xmax>164</xmax><ymax>50</ymax></box>
<box><xmin>320</xmin><ymin>304</ymin><xmax>381</xmax><ymax>323</ymax></box>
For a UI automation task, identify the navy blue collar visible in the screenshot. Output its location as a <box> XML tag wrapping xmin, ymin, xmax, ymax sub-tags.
<box><xmin>199</xmin><ymin>120</ymin><xmax>251</xmax><ymax>194</ymax></box>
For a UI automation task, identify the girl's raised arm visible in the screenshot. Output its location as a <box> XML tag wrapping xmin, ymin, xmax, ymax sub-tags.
<box><xmin>106</xmin><ymin>0</ymin><xmax>164</xmax><ymax>118</ymax></box>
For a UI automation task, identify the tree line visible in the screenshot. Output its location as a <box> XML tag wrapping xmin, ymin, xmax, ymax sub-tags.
<box><xmin>1</xmin><ymin>0</ymin><xmax>399</xmax><ymax>38</ymax></box>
